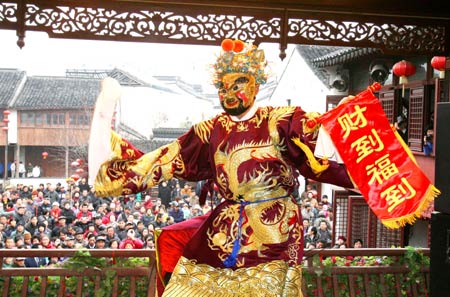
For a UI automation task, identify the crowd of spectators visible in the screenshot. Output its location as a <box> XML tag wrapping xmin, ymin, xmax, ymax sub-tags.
<box><xmin>0</xmin><ymin>177</ymin><xmax>210</xmax><ymax>268</ymax></box>
<box><xmin>1</xmin><ymin>176</ymin><xmax>360</xmax><ymax>268</ymax></box>
<box><xmin>299</xmin><ymin>184</ymin><xmax>361</xmax><ymax>250</ymax></box>
<box><xmin>299</xmin><ymin>185</ymin><xmax>364</xmax><ymax>250</ymax></box>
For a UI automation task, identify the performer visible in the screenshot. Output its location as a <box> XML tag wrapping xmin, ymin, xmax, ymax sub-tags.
<box><xmin>89</xmin><ymin>40</ymin><xmax>356</xmax><ymax>296</ymax></box>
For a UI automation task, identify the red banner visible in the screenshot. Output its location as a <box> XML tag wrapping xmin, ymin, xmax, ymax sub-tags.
<box><xmin>318</xmin><ymin>84</ymin><xmax>440</xmax><ymax>229</ymax></box>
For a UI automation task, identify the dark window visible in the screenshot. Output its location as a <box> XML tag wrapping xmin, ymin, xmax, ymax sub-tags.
<box><xmin>69</xmin><ymin>114</ymin><xmax>76</xmax><ymax>125</ymax></box>
<box><xmin>20</xmin><ymin>112</ymin><xmax>35</xmax><ymax>126</ymax></box>
<box><xmin>333</xmin><ymin>192</ymin><xmax>403</xmax><ymax>248</ymax></box>
<box><xmin>69</xmin><ymin>113</ymin><xmax>91</xmax><ymax>126</ymax></box>
<box><xmin>46</xmin><ymin>113</ymin><xmax>65</xmax><ymax>126</ymax></box>
<box><xmin>35</xmin><ymin>113</ymin><xmax>43</xmax><ymax>126</ymax></box>
<box><xmin>78</xmin><ymin>114</ymin><xmax>90</xmax><ymax>125</ymax></box>
<box><xmin>325</xmin><ymin>95</ymin><xmax>345</xmax><ymax>111</ymax></box>
<box><xmin>378</xmin><ymin>90</ymin><xmax>399</xmax><ymax>124</ymax></box>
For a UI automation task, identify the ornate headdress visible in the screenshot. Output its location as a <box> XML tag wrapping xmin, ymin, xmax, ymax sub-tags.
<box><xmin>212</xmin><ymin>39</ymin><xmax>268</xmax><ymax>88</ymax></box>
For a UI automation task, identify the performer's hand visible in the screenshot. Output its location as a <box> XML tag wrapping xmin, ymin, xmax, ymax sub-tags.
<box><xmin>338</xmin><ymin>95</ymin><xmax>355</xmax><ymax>106</ymax></box>
<box><xmin>88</xmin><ymin>77</ymin><xmax>122</xmax><ymax>185</ymax></box>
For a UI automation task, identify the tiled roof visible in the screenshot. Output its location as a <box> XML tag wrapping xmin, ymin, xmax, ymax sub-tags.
<box><xmin>296</xmin><ymin>45</ymin><xmax>382</xmax><ymax>85</ymax></box>
<box><xmin>152</xmin><ymin>127</ymin><xmax>189</xmax><ymax>138</ymax></box>
<box><xmin>2</xmin><ymin>68</ymin><xmax>153</xmax><ymax>111</ymax></box>
<box><xmin>0</xmin><ymin>68</ymin><xmax>26</xmax><ymax>108</ymax></box>
<box><xmin>66</xmin><ymin>68</ymin><xmax>148</xmax><ymax>87</ymax></box>
<box><xmin>311</xmin><ymin>47</ymin><xmax>382</xmax><ymax>68</ymax></box>
<box><xmin>149</xmin><ymin>127</ymin><xmax>189</xmax><ymax>150</ymax></box>
<box><xmin>13</xmin><ymin>76</ymin><xmax>101</xmax><ymax>110</ymax></box>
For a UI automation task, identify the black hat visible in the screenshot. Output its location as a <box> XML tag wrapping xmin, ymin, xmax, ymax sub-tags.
<box><xmin>96</xmin><ymin>236</ymin><xmax>106</xmax><ymax>242</ymax></box>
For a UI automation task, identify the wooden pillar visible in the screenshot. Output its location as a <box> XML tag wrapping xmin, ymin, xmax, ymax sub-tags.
<box><xmin>430</xmin><ymin>101</ymin><xmax>450</xmax><ymax>296</ymax></box>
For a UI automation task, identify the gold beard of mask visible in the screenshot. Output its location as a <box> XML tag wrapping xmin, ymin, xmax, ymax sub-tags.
<box><xmin>218</xmin><ymin>73</ymin><xmax>259</xmax><ymax>117</ymax></box>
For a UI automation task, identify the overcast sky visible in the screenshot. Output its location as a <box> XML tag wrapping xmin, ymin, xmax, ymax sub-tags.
<box><xmin>1</xmin><ymin>29</ymin><xmax>302</xmax><ymax>134</ymax></box>
<box><xmin>0</xmin><ymin>29</ymin><xmax>290</xmax><ymax>87</ymax></box>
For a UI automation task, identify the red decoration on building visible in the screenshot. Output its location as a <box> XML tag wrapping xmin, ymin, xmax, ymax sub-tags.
<box><xmin>75</xmin><ymin>168</ymin><xmax>84</xmax><ymax>174</ymax></box>
<box><xmin>431</xmin><ymin>56</ymin><xmax>447</xmax><ymax>79</ymax></box>
<box><xmin>392</xmin><ymin>60</ymin><xmax>416</xmax><ymax>96</ymax></box>
<box><xmin>42</xmin><ymin>152</ymin><xmax>49</xmax><ymax>159</ymax></box>
<box><xmin>3</xmin><ymin>110</ymin><xmax>10</xmax><ymax>132</ymax></box>
<box><xmin>71</xmin><ymin>174</ymin><xmax>80</xmax><ymax>181</ymax></box>
<box><xmin>71</xmin><ymin>161</ymin><xmax>80</xmax><ymax>167</ymax></box>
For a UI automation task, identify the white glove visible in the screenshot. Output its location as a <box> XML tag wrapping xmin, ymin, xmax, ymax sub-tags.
<box><xmin>88</xmin><ymin>77</ymin><xmax>122</xmax><ymax>185</ymax></box>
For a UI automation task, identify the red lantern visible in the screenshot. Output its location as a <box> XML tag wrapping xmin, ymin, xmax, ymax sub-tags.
<box><xmin>2</xmin><ymin>118</ymin><xmax>9</xmax><ymax>124</ymax></box>
<box><xmin>431</xmin><ymin>56</ymin><xmax>447</xmax><ymax>79</ymax></box>
<box><xmin>71</xmin><ymin>161</ymin><xmax>80</xmax><ymax>167</ymax></box>
<box><xmin>76</xmin><ymin>158</ymin><xmax>84</xmax><ymax>166</ymax></box>
<box><xmin>75</xmin><ymin>168</ymin><xmax>84</xmax><ymax>174</ymax></box>
<box><xmin>2</xmin><ymin>126</ymin><xmax>8</xmax><ymax>132</ymax></box>
<box><xmin>393</xmin><ymin>60</ymin><xmax>416</xmax><ymax>97</ymax></box>
<box><xmin>42</xmin><ymin>152</ymin><xmax>49</xmax><ymax>159</ymax></box>
<box><xmin>71</xmin><ymin>174</ymin><xmax>80</xmax><ymax>181</ymax></box>
<box><xmin>3</xmin><ymin>110</ymin><xmax>10</xmax><ymax>116</ymax></box>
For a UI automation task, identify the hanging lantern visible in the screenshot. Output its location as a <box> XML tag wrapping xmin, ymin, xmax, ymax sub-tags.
<box><xmin>2</xmin><ymin>126</ymin><xmax>8</xmax><ymax>132</ymax></box>
<box><xmin>71</xmin><ymin>174</ymin><xmax>80</xmax><ymax>181</ymax></box>
<box><xmin>76</xmin><ymin>158</ymin><xmax>84</xmax><ymax>166</ymax></box>
<box><xmin>431</xmin><ymin>56</ymin><xmax>447</xmax><ymax>79</ymax></box>
<box><xmin>71</xmin><ymin>161</ymin><xmax>80</xmax><ymax>167</ymax></box>
<box><xmin>393</xmin><ymin>60</ymin><xmax>416</xmax><ymax>97</ymax></box>
<box><xmin>75</xmin><ymin>168</ymin><xmax>84</xmax><ymax>174</ymax></box>
<box><xmin>2</xmin><ymin>118</ymin><xmax>9</xmax><ymax>124</ymax></box>
<box><xmin>3</xmin><ymin>110</ymin><xmax>10</xmax><ymax>116</ymax></box>
<box><xmin>42</xmin><ymin>152</ymin><xmax>49</xmax><ymax>159</ymax></box>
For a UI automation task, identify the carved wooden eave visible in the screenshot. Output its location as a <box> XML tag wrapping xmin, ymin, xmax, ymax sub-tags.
<box><xmin>0</xmin><ymin>0</ymin><xmax>449</xmax><ymax>59</ymax></box>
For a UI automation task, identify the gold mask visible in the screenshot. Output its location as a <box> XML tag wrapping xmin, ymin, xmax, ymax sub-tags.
<box><xmin>218</xmin><ymin>73</ymin><xmax>258</xmax><ymax>117</ymax></box>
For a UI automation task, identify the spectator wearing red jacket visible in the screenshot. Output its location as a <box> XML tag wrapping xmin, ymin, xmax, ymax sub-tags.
<box><xmin>76</xmin><ymin>203</ymin><xmax>92</xmax><ymax>221</ymax></box>
<box><xmin>119</xmin><ymin>229</ymin><xmax>143</xmax><ymax>249</ymax></box>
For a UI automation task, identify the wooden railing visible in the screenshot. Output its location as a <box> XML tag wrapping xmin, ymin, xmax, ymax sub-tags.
<box><xmin>0</xmin><ymin>249</ymin><xmax>157</xmax><ymax>297</ymax></box>
<box><xmin>0</xmin><ymin>248</ymin><xmax>429</xmax><ymax>297</ymax></box>
<box><xmin>302</xmin><ymin>248</ymin><xmax>430</xmax><ymax>297</ymax></box>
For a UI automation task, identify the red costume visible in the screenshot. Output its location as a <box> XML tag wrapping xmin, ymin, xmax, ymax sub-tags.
<box><xmin>91</xmin><ymin>39</ymin><xmax>353</xmax><ymax>296</ymax></box>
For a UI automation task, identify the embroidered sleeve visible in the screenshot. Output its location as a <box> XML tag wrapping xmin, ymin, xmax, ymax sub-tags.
<box><xmin>94</xmin><ymin>120</ymin><xmax>214</xmax><ymax>197</ymax></box>
<box><xmin>279</xmin><ymin>107</ymin><xmax>354</xmax><ymax>189</ymax></box>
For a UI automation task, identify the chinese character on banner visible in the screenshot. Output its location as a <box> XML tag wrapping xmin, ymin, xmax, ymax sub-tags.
<box><xmin>318</xmin><ymin>83</ymin><xmax>440</xmax><ymax>229</ymax></box>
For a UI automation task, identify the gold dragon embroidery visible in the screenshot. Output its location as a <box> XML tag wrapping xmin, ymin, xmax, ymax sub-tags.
<box><xmin>208</xmin><ymin>107</ymin><xmax>302</xmax><ymax>266</ymax></box>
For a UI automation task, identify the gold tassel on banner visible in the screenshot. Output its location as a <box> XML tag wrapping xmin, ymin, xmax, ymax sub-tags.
<box><xmin>292</xmin><ymin>137</ymin><xmax>329</xmax><ymax>175</ymax></box>
<box><xmin>381</xmin><ymin>185</ymin><xmax>441</xmax><ymax>229</ymax></box>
